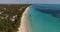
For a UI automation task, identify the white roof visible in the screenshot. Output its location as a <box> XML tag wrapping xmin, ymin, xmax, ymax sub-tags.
<box><xmin>3</xmin><ymin>8</ymin><xmax>6</xmax><ymax>10</ymax></box>
<box><xmin>0</xmin><ymin>11</ymin><xmax>3</xmax><ymax>14</ymax></box>
<box><xmin>10</xmin><ymin>18</ymin><xmax>15</xmax><ymax>21</ymax></box>
<box><xmin>13</xmin><ymin>15</ymin><xmax>17</xmax><ymax>18</ymax></box>
<box><xmin>10</xmin><ymin>15</ymin><xmax>17</xmax><ymax>21</ymax></box>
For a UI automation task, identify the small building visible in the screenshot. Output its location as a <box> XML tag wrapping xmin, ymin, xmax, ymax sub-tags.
<box><xmin>10</xmin><ymin>18</ymin><xmax>15</xmax><ymax>21</ymax></box>
<box><xmin>19</xmin><ymin>7</ymin><xmax>26</xmax><ymax>11</ymax></box>
<box><xmin>13</xmin><ymin>15</ymin><xmax>17</xmax><ymax>19</ymax></box>
<box><xmin>3</xmin><ymin>8</ymin><xmax>6</xmax><ymax>10</ymax></box>
<box><xmin>0</xmin><ymin>11</ymin><xmax>4</xmax><ymax>14</ymax></box>
<box><xmin>19</xmin><ymin>8</ymin><xmax>22</xmax><ymax>11</ymax></box>
<box><xmin>10</xmin><ymin>15</ymin><xmax>17</xmax><ymax>21</ymax></box>
<box><xmin>0</xmin><ymin>17</ymin><xmax>4</xmax><ymax>19</ymax></box>
<box><xmin>0</xmin><ymin>14</ymin><xmax>8</xmax><ymax>19</ymax></box>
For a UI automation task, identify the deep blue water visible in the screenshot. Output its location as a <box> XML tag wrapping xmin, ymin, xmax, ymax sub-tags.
<box><xmin>27</xmin><ymin>4</ymin><xmax>60</xmax><ymax>32</ymax></box>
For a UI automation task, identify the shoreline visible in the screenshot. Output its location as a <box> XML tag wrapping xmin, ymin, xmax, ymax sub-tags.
<box><xmin>17</xmin><ymin>7</ymin><xmax>30</xmax><ymax>32</ymax></box>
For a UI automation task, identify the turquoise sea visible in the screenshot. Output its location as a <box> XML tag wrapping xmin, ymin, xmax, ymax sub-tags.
<box><xmin>27</xmin><ymin>4</ymin><xmax>60</xmax><ymax>32</ymax></box>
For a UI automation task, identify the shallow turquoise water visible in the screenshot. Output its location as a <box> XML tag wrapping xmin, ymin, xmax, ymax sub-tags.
<box><xmin>28</xmin><ymin>5</ymin><xmax>60</xmax><ymax>32</ymax></box>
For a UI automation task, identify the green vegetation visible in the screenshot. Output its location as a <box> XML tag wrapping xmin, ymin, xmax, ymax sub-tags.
<box><xmin>0</xmin><ymin>4</ymin><xmax>30</xmax><ymax>32</ymax></box>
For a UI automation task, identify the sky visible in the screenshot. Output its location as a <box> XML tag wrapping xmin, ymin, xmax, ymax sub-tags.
<box><xmin>0</xmin><ymin>0</ymin><xmax>60</xmax><ymax>4</ymax></box>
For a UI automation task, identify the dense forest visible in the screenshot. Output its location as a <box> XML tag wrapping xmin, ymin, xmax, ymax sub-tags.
<box><xmin>0</xmin><ymin>4</ymin><xmax>30</xmax><ymax>32</ymax></box>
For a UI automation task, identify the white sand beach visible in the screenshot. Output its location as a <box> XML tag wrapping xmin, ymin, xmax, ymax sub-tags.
<box><xmin>17</xmin><ymin>7</ymin><xmax>30</xmax><ymax>32</ymax></box>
